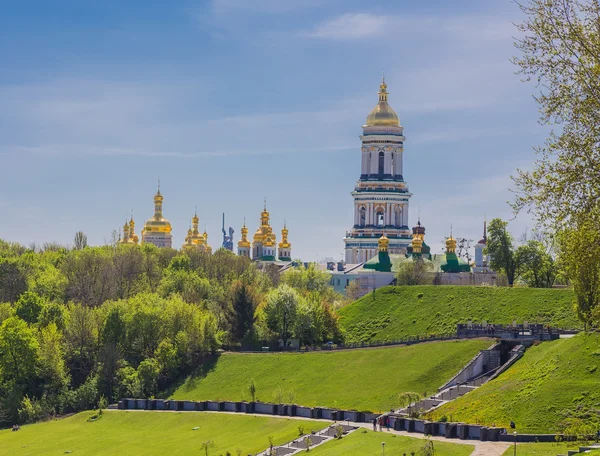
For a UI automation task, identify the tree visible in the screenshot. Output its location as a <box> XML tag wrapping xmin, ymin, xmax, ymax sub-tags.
<box><xmin>263</xmin><ymin>284</ymin><xmax>299</xmax><ymax>347</ymax></box>
<box><xmin>511</xmin><ymin>0</ymin><xmax>600</xmax><ymax>229</ymax></box>
<box><xmin>397</xmin><ymin>391</ymin><xmax>422</xmax><ymax>417</ymax></box>
<box><xmin>395</xmin><ymin>259</ymin><xmax>433</xmax><ymax>286</ymax></box>
<box><xmin>227</xmin><ymin>281</ymin><xmax>258</xmax><ymax>343</ymax></box>
<box><xmin>557</xmin><ymin>212</ymin><xmax>600</xmax><ymax>330</ymax></box>
<box><xmin>456</xmin><ymin>238</ymin><xmax>473</xmax><ymax>263</ymax></box>
<box><xmin>515</xmin><ymin>240</ymin><xmax>557</xmax><ymax>288</ymax></box>
<box><xmin>137</xmin><ymin>358</ymin><xmax>159</xmax><ymax>397</ymax></box>
<box><xmin>486</xmin><ymin>219</ymin><xmax>520</xmax><ymax>286</ymax></box>
<box><xmin>0</xmin><ymin>317</ymin><xmax>40</xmax><ymax>386</ymax></box>
<box><xmin>15</xmin><ymin>292</ymin><xmax>45</xmax><ymax>324</ymax></box>
<box><xmin>73</xmin><ymin>231</ymin><xmax>88</xmax><ymax>250</ymax></box>
<box><xmin>0</xmin><ymin>259</ymin><xmax>27</xmax><ymax>304</ymax></box>
<box><xmin>248</xmin><ymin>378</ymin><xmax>257</xmax><ymax>402</ymax></box>
<box><xmin>200</xmin><ymin>440</ymin><xmax>215</xmax><ymax>456</ymax></box>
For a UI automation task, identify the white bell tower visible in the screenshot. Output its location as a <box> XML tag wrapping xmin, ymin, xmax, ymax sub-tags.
<box><xmin>343</xmin><ymin>79</ymin><xmax>412</xmax><ymax>264</ymax></box>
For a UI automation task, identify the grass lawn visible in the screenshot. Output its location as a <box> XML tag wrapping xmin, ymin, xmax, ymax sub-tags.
<box><xmin>170</xmin><ymin>339</ymin><xmax>491</xmax><ymax>412</ymax></box>
<box><xmin>0</xmin><ymin>411</ymin><xmax>326</xmax><ymax>456</ymax></box>
<box><xmin>428</xmin><ymin>333</ymin><xmax>600</xmax><ymax>433</ymax></box>
<box><xmin>310</xmin><ymin>429</ymin><xmax>474</xmax><ymax>455</ymax></box>
<box><xmin>339</xmin><ymin>286</ymin><xmax>578</xmax><ymax>343</ymax></box>
<box><xmin>502</xmin><ymin>442</ymin><xmax>600</xmax><ymax>455</ymax></box>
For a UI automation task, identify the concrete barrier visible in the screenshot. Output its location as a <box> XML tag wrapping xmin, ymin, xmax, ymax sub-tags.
<box><xmin>223</xmin><ymin>401</ymin><xmax>236</xmax><ymax>412</ymax></box>
<box><xmin>255</xmin><ymin>402</ymin><xmax>276</xmax><ymax>415</ymax></box>
<box><xmin>183</xmin><ymin>401</ymin><xmax>195</xmax><ymax>411</ymax></box>
<box><xmin>296</xmin><ymin>406</ymin><xmax>312</xmax><ymax>418</ymax></box>
<box><xmin>206</xmin><ymin>401</ymin><xmax>219</xmax><ymax>411</ymax></box>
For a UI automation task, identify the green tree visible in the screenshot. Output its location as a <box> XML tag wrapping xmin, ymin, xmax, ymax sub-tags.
<box><xmin>15</xmin><ymin>291</ymin><xmax>46</xmax><ymax>324</ymax></box>
<box><xmin>0</xmin><ymin>259</ymin><xmax>27</xmax><ymax>304</ymax></box>
<box><xmin>396</xmin><ymin>258</ymin><xmax>433</xmax><ymax>286</ymax></box>
<box><xmin>0</xmin><ymin>317</ymin><xmax>40</xmax><ymax>386</ymax></box>
<box><xmin>137</xmin><ymin>358</ymin><xmax>159</xmax><ymax>397</ymax></box>
<box><xmin>227</xmin><ymin>280</ymin><xmax>258</xmax><ymax>343</ymax></box>
<box><xmin>515</xmin><ymin>240</ymin><xmax>557</xmax><ymax>288</ymax></box>
<box><xmin>511</xmin><ymin>0</ymin><xmax>600</xmax><ymax>228</ymax></box>
<box><xmin>263</xmin><ymin>284</ymin><xmax>299</xmax><ymax>347</ymax></box>
<box><xmin>557</xmin><ymin>213</ymin><xmax>600</xmax><ymax>330</ymax></box>
<box><xmin>38</xmin><ymin>323</ymin><xmax>69</xmax><ymax>397</ymax></box>
<box><xmin>486</xmin><ymin>219</ymin><xmax>520</xmax><ymax>286</ymax></box>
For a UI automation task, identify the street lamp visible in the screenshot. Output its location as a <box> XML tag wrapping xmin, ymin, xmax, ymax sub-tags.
<box><xmin>513</xmin><ymin>431</ymin><xmax>517</xmax><ymax>456</ymax></box>
<box><xmin>381</xmin><ymin>442</ymin><xmax>385</xmax><ymax>456</ymax></box>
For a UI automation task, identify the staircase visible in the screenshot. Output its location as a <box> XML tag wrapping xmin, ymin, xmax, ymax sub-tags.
<box><xmin>396</xmin><ymin>342</ymin><xmax>524</xmax><ymax>416</ymax></box>
<box><xmin>557</xmin><ymin>444</ymin><xmax>600</xmax><ymax>455</ymax></box>
<box><xmin>256</xmin><ymin>424</ymin><xmax>358</xmax><ymax>455</ymax></box>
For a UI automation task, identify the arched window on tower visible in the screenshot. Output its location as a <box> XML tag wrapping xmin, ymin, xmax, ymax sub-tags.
<box><xmin>378</xmin><ymin>151</ymin><xmax>384</xmax><ymax>177</ymax></box>
<box><xmin>391</xmin><ymin>153</ymin><xmax>394</xmax><ymax>176</ymax></box>
<box><xmin>359</xmin><ymin>206</ymin><xmax>366</xmax><ymax>227</ymax></box>
<box><xmin>376</xmin><ymin>209</ymin><xmax>385</xmax><ymax>227</ymax></box>
<box><xmin>395</xmin><ymin>206</ymin><xmax>402</xmax><ymax>227</ymax></box>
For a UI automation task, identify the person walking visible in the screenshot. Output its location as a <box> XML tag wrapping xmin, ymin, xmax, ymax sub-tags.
<box><xmin>372</xmin><ymin>417</ymin><xmax>377</xmax><ymax>431</ymax></box>
<box><xmin>385</xmin><ymin>415</ymin><xmax>390</xmax><ymax>431</ymax></box>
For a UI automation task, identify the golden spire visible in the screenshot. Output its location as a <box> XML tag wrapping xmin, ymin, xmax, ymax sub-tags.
<box><xmin>446</xmin><ymin>225</ymin><xmax>457</xmax><ymax>254</ymax></box>
<box><xmin>129</xmin><ymin>214</ymin><xmax>139</xmax><ymax>245</ymax></box>
<box><xmin>365</xmin><ymin>77</ymin><xmax>400</xmax><ymax>127</ymax></box>
<box><xmin>143</xmin><ymin>183</ymin><xmax>172</xmax><ymax>236</ymax></box>
<box><xmin>378</xmin><ymin>234</ymin><xmax>389</xmax><ymax>252</ymax></box>
<box><xmin>279</xmin><ymin>221</ymin><xmax>291</xmax><ymax>250</ymax></box>
<box><xmin>238</xmin><ymin>219</ymin><xmax>251</xmax><ymax>248</ymax></box>
<box><xmin>204</xmin><ymin>229</ymin><xmax>212</xmax><ymax>254</ymax></box>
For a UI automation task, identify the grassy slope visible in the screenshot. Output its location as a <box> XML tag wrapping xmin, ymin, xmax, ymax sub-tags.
<box><xmin>0</xmin><ymin>411</ymin><xmax>326</xmax><ymax>456</ymax></box>
<box><xmin>339</xmin><ymin>285</ymin><xmax>578</xmax><ymax>342</ymax></box>
<box><xmin>170</xmin><ymin>339</ymin><xmax>491</xmax><ymax>412</ymax></box>
<box><xmin>501</xmin><ymin>442</ymin><xmax>600</xmax><ymax>456</ymax></box>
<box><xmin>429</xmin><ymin>333</ymin><xmax>600</xmax><ymax>433</ymax></box>
<box><xmin>310</xmin><ymin>429</ymin><xmax>473</xmax><ymax>456</ymax></box>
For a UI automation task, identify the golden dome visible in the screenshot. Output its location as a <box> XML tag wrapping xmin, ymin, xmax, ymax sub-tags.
<box><xmin>446</xmin><ymin>235</ymin><xmax>457</xmax><ymax>254</ymax></box>
<box><xmin>144</xmin><ymin>186</ymin><xmax>172</xmax><ymax>234</ymax></box>
<box><xmin>365</xmin><ymin>78</ymin><xmax>400</xmax><ymax>127</ymax></box>
<box><xmin>253</xmin><ymin>227</ymin><xmax>263</xmax><ymax>243</ymax></box>
<box><xmin>378</xmin><ymin>234</ymin><xmax>390</xmax><ymax>252</ymax></box>
<box><xmin>238</xmin><ymin>223</ymin><xmax>251</xmax><ymax>248</ymax></box>
<box><xmin>411</xmin><ymin>234</ymin><xmax>423</xmax><ymax>254</ymax></box>
<box><xmin>279</xmin><ymin>224</ymin><xmax>291</xmax><ymax>249</ymax></box>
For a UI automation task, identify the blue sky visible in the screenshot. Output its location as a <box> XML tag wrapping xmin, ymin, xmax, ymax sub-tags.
<box><xmin>0</xmin><ymin>0</ymin><xmax>542</xmax><ymax>260</ymax></box>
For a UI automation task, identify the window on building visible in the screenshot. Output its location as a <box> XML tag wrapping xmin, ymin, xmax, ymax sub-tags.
<box><xmin>378</xmin><ymin>151</ymin><xmax>384</xmax><ymax>177</ymax></box>
<box><xmin>359</xmin><ymin>207</ymin><xmax>366</xmax><ymax>227</ymax></box>
<box><xmin>377</xmin><ymin>210</ymin><xmax>385</xmax><ymax>227</ymax></box>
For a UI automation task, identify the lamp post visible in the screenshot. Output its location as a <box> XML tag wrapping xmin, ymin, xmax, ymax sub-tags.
<box><xmin>381</xmin><ymin>442</ymin><xmax>385</xmax><ymax>456</ymax></box>
<box><xmin>514</xmin><ymin>430</ymin><xmax>517</xmax><ymax>456</ymax></box>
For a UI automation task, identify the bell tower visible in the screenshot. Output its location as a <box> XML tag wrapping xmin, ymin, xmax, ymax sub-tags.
<box><xmin>343</xmin><ymin>79</ymin><xmax>412</xmax><ymax>264</ymax></box>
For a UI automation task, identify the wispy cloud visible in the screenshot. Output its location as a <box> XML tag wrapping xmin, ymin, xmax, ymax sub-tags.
<box><xmin>210</xmin><ymin>0</ymin><xmax>327</xmax><ymax>14</ymax></box>
<box><xmin>304</xmin><ymin>13</ymin><xmax>515</xmax><ymax>42</ymax></box>
<box><xmin>304</xmin><ymin>13</ymin><xmax>388</xmax><ymax>40</ymax></box>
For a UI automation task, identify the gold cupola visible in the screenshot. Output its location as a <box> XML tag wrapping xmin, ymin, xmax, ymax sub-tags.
<box><xmin>238</xmin><ymin>222</ymin><xmax>251</xmax><ymax>248</ymax></box>
<box><xmin>143</xmin><ymin>185</ymin><xmax>172</xmax><ymax>235</ymax></box>
<box><xmin>278</xmin><ymin>223</ymin><xmax>291</xmax><ymax>250</ymax></box>
<box><xmin>189</xmin><ymin>210</ymin><xmax>205</xmax><ymax>246</ymax></box>
<box><xmin>446</xmin><ymin>231</ymin><xmax>457</xmax><ymax>254</ymax></box>
<box><xmin>378</xmin><ymin>234</ymin><xmax>390</xmax><ymax>252</ymax></box>
<box><xmin>119</xmin><ymin>219</ymin><xmax>131</xmax><ymax>245</ymax></box>
<box><xmin>204</xmin><ymin>230</ymin><xmax>212</xmax><ymax>254</ymax></box>
<box><xmin>365</xmin><ymin>78</ymin><xmax>400</xmax><ymax>127</ymax></box>
<box><xmin>129</xmin><ymin>217</ymin><xmax>139</xmax><ymax>245</ymax></box>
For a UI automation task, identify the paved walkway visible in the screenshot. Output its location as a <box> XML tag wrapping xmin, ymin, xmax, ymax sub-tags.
<box><xmin>107</xmin><ymin>409</ymin><xmax>511</xmax><ymax>455</ymax></box>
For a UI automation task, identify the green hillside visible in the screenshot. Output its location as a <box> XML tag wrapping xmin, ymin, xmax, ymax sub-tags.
<box><xmin>310</xmin><ymin>429</ymin><xmax>473</xmax><ymax>455</ymax></box>
<box><xmin>340</xmin><ymin>285</ymin><xmax>578</xmax><ymax>342</ymax></box>
<box><xmin>0</xmin><ymin>411</ymin><xmax>326</xmax><ymax>456</ymax></box>
<box><xmin>428</xmin><ymin>333</ymin><xmax>600</xmax><ymax>433</ymax></box>
<box><xmin>170</xmin><ymin>339</ymin><xmax>491</xmax><ymax>412</ymax></box>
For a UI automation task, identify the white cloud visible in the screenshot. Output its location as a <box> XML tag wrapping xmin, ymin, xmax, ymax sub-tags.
<box><xmin>304</xmin><ymin>13</ymin><xmax>515</xmax><ymax>43</ymax></box>
<box><xmin>210</xmin><ymin>0</ymin><xmax>326</xmax><ymax>14</ymax></box>
<box><xmin>304</xmin><ymin>13</ymin><xmax>388</xmax><ymax>40</ymax></box>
